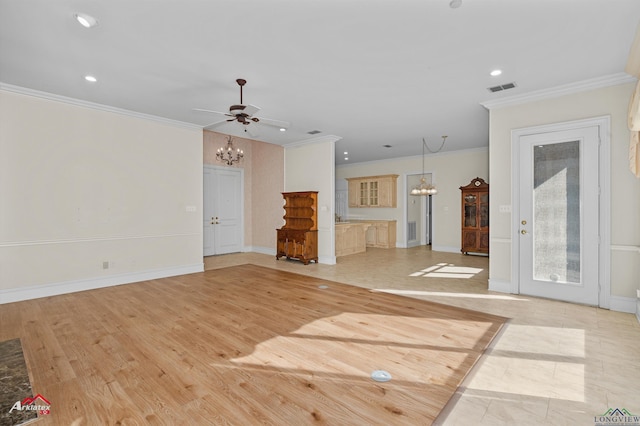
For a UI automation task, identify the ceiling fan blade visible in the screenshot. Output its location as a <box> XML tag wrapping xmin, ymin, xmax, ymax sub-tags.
<box><xmin>193</xmin><ymin>108</ymin><xmax>231</xmax><ymax>116</ymax></box>
<box><xmin>203</xmin><ymin>119</ymin><xmax>230</xmax><ymax>130</ymax></box>
<box><xmin>256</xmin><ymin>117</ymin><xmax>290</xmax><ymax>129</ymax></box>
<box><xmin>243</xmin><ymin>104</ymin><xmax>261</xmax><ymax>117</ymax></box>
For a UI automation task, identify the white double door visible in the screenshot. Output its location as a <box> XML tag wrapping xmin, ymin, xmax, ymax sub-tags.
<box><xmin>516</xmin><ymin>123</ymin><xmax>603</xmax><ymax>305</ymax></box>
<box><xmin>203</xmin><ymin>165</ymin><xmax>243</xmax><ymax>256</ymax></box>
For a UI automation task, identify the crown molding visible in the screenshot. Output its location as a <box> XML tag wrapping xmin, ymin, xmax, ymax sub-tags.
<box><xmin>480</xmin><ymin>73</ymin><xmax>637</xmax><ymax>110</ymax></box>
<box><xmin>0</xmin><ymin>82</ymin><xmax>202</xmax><ymax>131</ymax></box>
<box><xmin>284</xmin><ymin>134</ymin><xmax>342</xmax><ymax>148</ymax></box>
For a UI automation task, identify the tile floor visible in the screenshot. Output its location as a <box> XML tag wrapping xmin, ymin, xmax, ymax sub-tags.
<box><xmin>204</xmin><ymin>246</ymin><xmax>640</xmax><ymax>425</ymax></box>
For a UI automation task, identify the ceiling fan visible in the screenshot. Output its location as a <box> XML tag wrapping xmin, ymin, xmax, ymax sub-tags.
<box><xmin>194</xmin><ymin>79</ymin><xmax>290</xmax><ymax>134</ymax></box>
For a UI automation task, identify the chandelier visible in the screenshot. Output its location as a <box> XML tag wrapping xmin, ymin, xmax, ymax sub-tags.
<box><xmin>410</xmin><ymin>136</ymin><xmax>447</xmax><ymax>196</ymax></box>
<box><xmin>216</xmin><ymin>136</ymin><xmax>244</xmax><ymax>166</ymax></box>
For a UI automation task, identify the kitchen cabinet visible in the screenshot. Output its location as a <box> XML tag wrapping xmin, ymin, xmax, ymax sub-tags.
<box><xmin>346</xmin><ymin>175</ymin><xmax>398</xmax><ymax>208</ymax></box>
<box><xmin>364</xmin><ymin>220</ymin><xmax>397</xmax><ymax>248</ymax></box>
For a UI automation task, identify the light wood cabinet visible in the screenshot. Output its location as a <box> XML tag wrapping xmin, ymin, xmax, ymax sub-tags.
<box><xmin>364</xmin><ymin>220</ymin><xmax>397</xmax><ymax>248</ymax></box>
<box><xmin>460</xmin><ymin>177</ymin><xmax>489</xmax><ymax>255</ymax></box>
<box><xmin>346</xmin><ymin>175</ymin><xmax>398</xmax><ymax>208</ymax></box>
<box><xmin>276</xmin><ymin>191</ymin><xmax>318</xmax><ymax>265</ymax></box>
<box><xmin>335</xmin><ymin>222</ymin><xmax>371</xmax><ymax>257</ymax></box>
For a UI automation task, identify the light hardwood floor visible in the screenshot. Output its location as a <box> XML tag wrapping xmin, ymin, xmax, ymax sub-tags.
<box><xmin>1</xmin><ymin>255</ymin><xmax>506</xmax><ymax>425</ymax></box>
<box><xmin>205</xmin><ymin>247</ymin><xmax>640</xmax><ymax>425</ymax></box>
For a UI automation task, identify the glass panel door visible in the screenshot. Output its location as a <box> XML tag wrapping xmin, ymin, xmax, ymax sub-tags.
<box><xmin>518</xmin><ymin>126</ymin><xmax>599</xmax><ymax>305</ymax></box>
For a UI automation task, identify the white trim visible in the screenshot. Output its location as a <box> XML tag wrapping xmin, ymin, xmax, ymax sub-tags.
<box><xmin>431</xmin><ymin>245</ymin><xmax>460</xmax><ymax>254</ymax></box>
<box><xmin>510</xmin><ymin>116</ymin><xmax>611</xmax><ymax>308</ymax></box>
<box><xmin>490</xmin><ymin>238</ymin><xmax>512</xmax><ymax>244</ymax></box>
<box><xmin>319</xmin><ymin>255</ymin><xmax>336</xmax><ymax>265</ymax></box>
<box><xmin>0</xmin><ymin>263</ymin><xmax>204</xmax><ymax>304</ymax></box>
<box><xmin>336</xmin><ymin>146</ymin><xmax>488</xmax><ymax>169</ymax></box>
<box><xmin>0</xmin><ymin>233</ymin><xmax>201</xmax><ymax>248</ymax></box>
<box><xmin>488</xmin><ymin>279</ymin><xmax>512</xmax><ymax>293</ymax></box>
<box><xmin>284</xmin><ymin>134</ymin><xmax>342</xmax><ymax>148</ymax></box>
<box><xmin>481</xmin><ymin>73</ymin><xmax>636</xmax><ymax>110</ymax></box>
<box><xmin>611</xmin><ymin>245</ymin><xmax>640</xmax><ymax>253</ymax></box>
<box><xmin>247</xmin><ymin>246</ymin><xmax>276</xmax><ymax>255</ymax></box>
<box><xmin>0</xmin><ymin>82</ymin><xmax>202</xmax><ymax>130</ymax></box>
<box><xmin>609</xmin><ymin>295</ymin><xmax>637</xmax><ymax>314</ymax></box>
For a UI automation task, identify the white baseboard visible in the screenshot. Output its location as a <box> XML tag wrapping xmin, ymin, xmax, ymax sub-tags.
<box><xmin>0</xmin><ymin>263</ymin><xmax>204</xmax><ymax>304</ymax></box>
<box><xmin>608</xmin><ymin>295</ymin><xmax>637</xmax><ymax>314</ymax></box>
<box><xmin>488</xmin><ymin>279</ymin><xmax>513</xmax><ymax>294</ymax></box>
<box><xmin>319</xmin><ymin>255</ymin><xmax>336</xmax><ymax>265</ymax></box>
<box><xmin>431</xmin><ymin>245</ymin><xmax>461</xmax><ymax>253</ymax></box>
<box><xmin>246</xmin><ymin>246</ymin><xmax>276</xmax><ymax>256</ymax></box>
<box><xmin>487</xmin><ymin>280</ymin><xmax>637</xmax><ymax>315</ymax></box>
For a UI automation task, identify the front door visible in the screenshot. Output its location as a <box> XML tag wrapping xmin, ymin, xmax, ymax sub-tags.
<box><xmin>517</xmin><ymin>125</ymin><xmax>600</xmax><ymax>305</ymax></box>
<box><xmin>204</xmin><ymin>166</ymin><xmax>243</xmax><ymax>256</ymax></box>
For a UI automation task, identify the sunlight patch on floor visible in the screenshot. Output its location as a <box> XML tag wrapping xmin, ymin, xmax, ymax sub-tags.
<box><xmin>410</xmin><ymin>263</ymin><xmax>484</xmax><ymax>279</ymax></box>
<box><xmin>465</xmin><ymin>324</ymin><xmax>586</xmax><ymax>402</ymax></box>
<box><xmin>228</xmin><ymin>312</ymin><xmax>495</xmax><ymax>384</ymax></box>
<box><xmin>373</xmin><ymin>289</ymin><xmax>527</xmax><ymax>301</ymax></box>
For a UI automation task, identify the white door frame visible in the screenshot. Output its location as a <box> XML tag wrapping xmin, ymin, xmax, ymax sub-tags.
<box><xmin>203</xmin><ymin>164</ymin><xmax>245</xmax><ymax>256</ymax></box>
<box><xmin>510</xmin><ymin>116</ymin><xmax>611</xmax><ymax>308</ymax></box>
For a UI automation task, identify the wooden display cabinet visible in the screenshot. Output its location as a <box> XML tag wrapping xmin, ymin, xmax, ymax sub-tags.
<box><xmin>276</xmin><ymin>191</ymin><xmax>318</xmax><ymax>265</ymax></box>
<box><xmin>460</xmin><ymin>177</ymin><xmax>489</xmax><ymax>255</ymax></box>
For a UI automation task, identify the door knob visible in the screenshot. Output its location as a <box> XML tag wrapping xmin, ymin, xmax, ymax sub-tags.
<box><xmin>521</xmin><ymin>229</ymin><xmax>527</xmax><ymax>235</ymax></box>
<box><xmin>521</xmin><ymin>220</ymin><xmax>527</xmax><ymax>225</ymax></box>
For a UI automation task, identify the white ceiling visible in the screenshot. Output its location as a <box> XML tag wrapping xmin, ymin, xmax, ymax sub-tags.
<box><xmin>1</xmin><ymin>0</ymin><xmax>639</xmax><ymax>164</ymax></box>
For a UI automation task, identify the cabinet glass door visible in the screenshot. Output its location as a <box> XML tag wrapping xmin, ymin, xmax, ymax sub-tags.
<box><xmin>464</xmin><ymin>194</ymin><xmax>477</xmax><ymax>227</ymax></box>
<box><xmin>359</xmin><ymin>182</ymin><xmax>368</xmax><ymax>206</ymax></box>
<box><xmin>369</xmin><ymin>181</ymin><xmax>378</xmax><ymax>205</ymax></box>
<box><xmin>480</xmin><ymin>193</ymin><xmax>489</xmax><ymax>228</ymax></box>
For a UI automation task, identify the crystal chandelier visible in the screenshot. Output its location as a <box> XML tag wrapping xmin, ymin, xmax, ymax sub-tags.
<box><xmin>410</xmin><ymin>136</ymin><xmax>447</xmax><ymax>196</ymax></box>
<box><xmin>216</xmin><ymin>136</ymin><xmax>244</xmax><ymax>166</ymax></box>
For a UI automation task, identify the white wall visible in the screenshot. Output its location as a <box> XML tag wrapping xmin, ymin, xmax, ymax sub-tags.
<box><xmin>488</xmin><ymin>82</ymin><xmax>640</xmax><ymax>305</ymax></box>
<box><xmin>336</xmin><ymin>148</ymin><xmax>489</xmax><ymax>252</ymax></box>
<box><xmin>0</xmin><ymin>88</ymin><xmax>204</xmax><ymax>302</ymax></box>
<box><xmin>284</xmin><ymin>136</ymin><xmax>339</xmax><ymax>264</ymax></box>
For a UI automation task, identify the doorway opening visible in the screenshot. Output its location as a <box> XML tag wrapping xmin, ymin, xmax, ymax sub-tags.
<box><xmin>406</xmin><ymin>173</ymin><xmax>434</xmax><ymax>248</ymax></box>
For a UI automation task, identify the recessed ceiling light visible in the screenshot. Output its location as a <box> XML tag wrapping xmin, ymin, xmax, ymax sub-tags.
<box><xmin>279</xmin><ymin>128</ymin><xmax>286</xmax><ymax>132</ymax></box>
<box><xmin>490</xmin><ymin>69</ymin><xmax>502</xmax><ymax>77</ymax></box>
<box><xmin>75</xmin><ymin>13</ymin><xmax>98</xmax><ymax>28</ymax></box>
<box><xmin>343</xmin><ymin>151</ymin><xmax>348</xmax><ymax>155</ymax></box>
<box><xmin>383</xmin><ymin>144</ymin><xmax>392</xmax><ymax>148</ymax></box>
<box><xmin>344</xmin><ymin>157</ymin><xmax>349</xmax><ymax>161</ymax></box>
<box><xmin>84</xmin><ymin>75</ymin><xmax>97</xmax><ymax>83</ymax></box>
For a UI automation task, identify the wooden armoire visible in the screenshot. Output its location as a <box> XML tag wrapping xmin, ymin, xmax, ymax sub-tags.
<box><xmin>276</xmin><ymin>191</ymin><xmax>318</xmax><ymax>265</ymax></box>
<box><xmin>460</xmin><ymin>177</ymin><xmax>489</xmax><ymax>255</ymax></box>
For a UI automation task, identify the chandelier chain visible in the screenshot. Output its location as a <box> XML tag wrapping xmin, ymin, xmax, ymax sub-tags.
<box><xmin>423</xmin><ymin>135</ymin><xmax>448</xmax><ymax>154</ymax></box>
